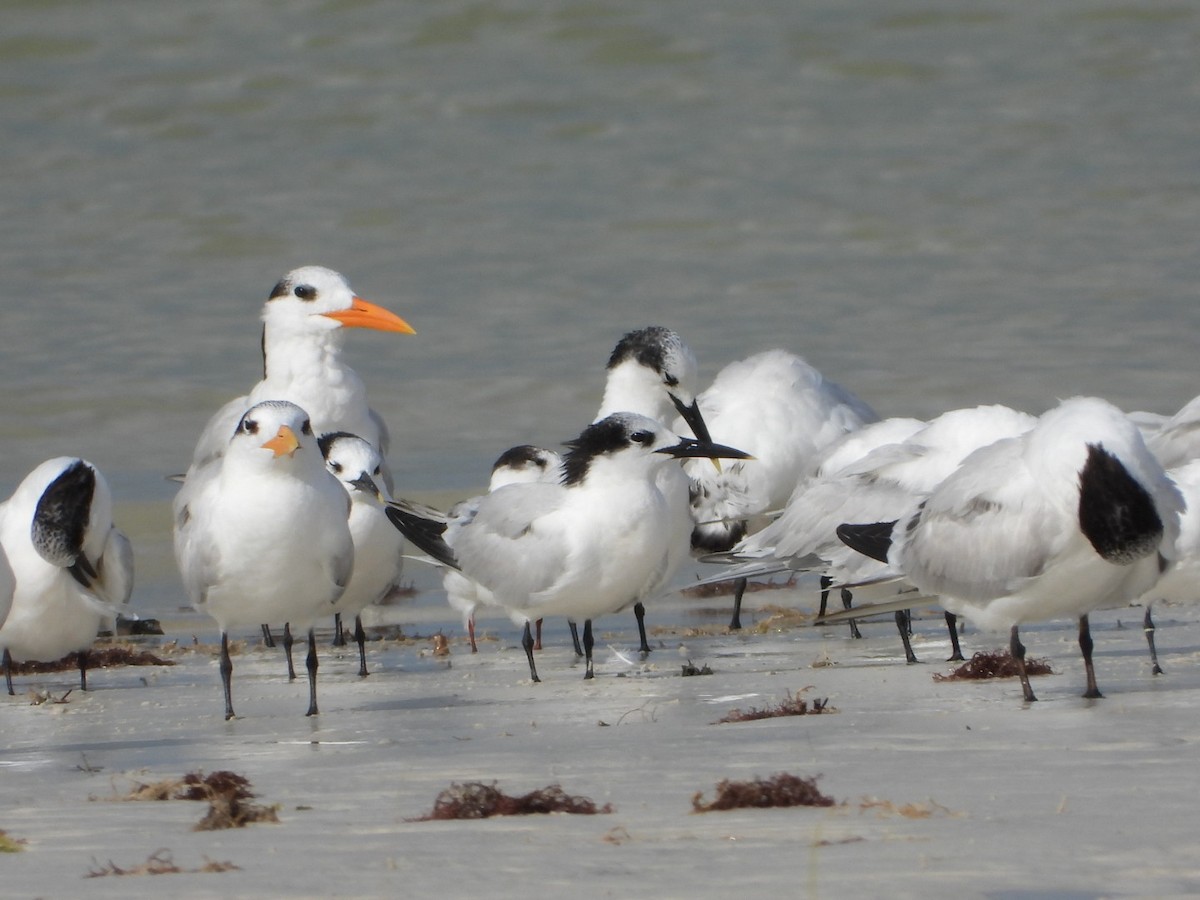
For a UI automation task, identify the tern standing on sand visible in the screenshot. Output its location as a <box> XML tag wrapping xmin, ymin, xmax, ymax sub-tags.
<box><xmin>388</xmin><ymin>413</ymin><xmax>751</xmax><ymax>682</ymax></box>
<box><xmin>175</xmin><ymin>401</ymin><xmax>353</xmax><ymax>719</ymax></box>
<box><xmin>0</xmin><ymin>458</ymin><xmax>133</xmax><ymax>695</ymax></box>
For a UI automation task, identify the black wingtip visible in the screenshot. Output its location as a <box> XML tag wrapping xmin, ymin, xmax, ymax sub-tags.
<box><xmin>385</xmin><ymin>503</ymin><xmax>459</xmax><ymax>570</ymax></box>
<box><xmin>836</xmin><ymin>521</ymin><xmax>897</xmax><ymax>564</ymax></box>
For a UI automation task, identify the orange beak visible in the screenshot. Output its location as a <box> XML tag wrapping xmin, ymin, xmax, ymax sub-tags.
<box><xmin>262</xmin><ymin>425</ymin><xmax>301</xmax><ymax>458</ymax></box>
<box><xmin>322</xmin><ymin>297</ymin><xmax>416</xmax><ymax>334</ymax></box>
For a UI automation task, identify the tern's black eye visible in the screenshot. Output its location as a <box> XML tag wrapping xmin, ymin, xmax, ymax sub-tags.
<box><xmin>631</xmin><ymin>430</ymin><xmax>654</xmax><ymax>445</ymax></box>
<box><xmin>330</xmin><ymin>462</ymin><xmax>343</xmax><ymax>474</ymax></box>
<box><xmin>373</xmin><ymin>466</ymin><xmax>381</xmax><ymax>476</ymax></box>
<box><xmin>664</xmin><ymin>374</ymin><xmax>679</xmax><ymax>388</ymax></box>
<box><xmin>242</xmin><ymin>418</ymin><xmax>259</xmax><ymax>435</ymax></box>
<box><xmin>294</xmin><ymin>284</ymin><xmax>318</xmax><ymax>301</ymax></box>
<box><xmin>301</xmin><ymin>419</ymin><xmax>313</xmax><ymax>436</ymax></box>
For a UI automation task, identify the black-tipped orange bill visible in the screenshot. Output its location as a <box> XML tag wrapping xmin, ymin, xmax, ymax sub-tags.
<box><xmin>262</xmin><ymin>425</ymin><xmax>301</xmax><ymax>458</ymax></box>
<box><xmin>323</xmin><ymin>297</ymin><xmax>416</xmax><ymax>334</ymax></box>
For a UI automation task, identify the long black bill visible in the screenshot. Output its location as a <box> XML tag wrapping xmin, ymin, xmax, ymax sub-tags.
<box><xmin>657</xmin><ymin>437</ymin><xmax>753</xmax><ymax>461</ymax></box>
<box><xmin>670</xmin><ymin>394</ymin><xmax>713</xmax><ymax>444</ymax></box>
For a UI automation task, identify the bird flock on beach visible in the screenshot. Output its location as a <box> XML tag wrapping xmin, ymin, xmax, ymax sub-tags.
<box><xmin>2</xmin><ymin>264</ymin><xmax>1197</xmax><ymax>717</ymax></box>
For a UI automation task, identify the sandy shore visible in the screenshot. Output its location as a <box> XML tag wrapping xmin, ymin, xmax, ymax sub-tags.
<box><xmin>3</xmin><ymin>586</ymin><xmax>1200</xmax><ymax>899</ymax></box>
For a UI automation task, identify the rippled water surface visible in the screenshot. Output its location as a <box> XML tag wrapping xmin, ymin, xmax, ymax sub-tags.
<box><xmin>4</xmin><ymin>0</ymin><xmax>1200</xmax><ymax>613</ymax></box>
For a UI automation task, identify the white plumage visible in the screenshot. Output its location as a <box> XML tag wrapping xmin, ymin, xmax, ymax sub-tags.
<box><xmin>1135</xmin><ymin>457</ymin><xmax>1200</xmax><ymax>673</ymax></box>
<box><xmin>1141</xmin><ymin>393</ymin><xmax>1200</xmax><ymax>469</ymax></box>
<box><xmin>594</xmin><ymin>327</ymin><xmax>876</xmax><ymax>638</ymax></box>
<box><xmin>685</xmin><ymin>348</ymin><xmax>879</xmax><ymax>552</ymax></box>
<box><xmin>0</xmin><ymin>457</ymin><xmax>133</xmax><ymax>694</ymax></box>
<box><xmin>187</xmin><ymin>266</ymin><xmax>414</xmax><ymax>475</ymax></box>
<box><xmin>706</xmin><ymin>406</ymin><xmax>1035</xmax><ymax>656</ymax></box>
<box><xmin>443</xmin><ymin>445</ymin><xmax>563</xmax><ymax>653</ymax></box>
<box><xmin>388</xmin><ymin>414</ymin><xmax>750</xmax><ymax>681</ymax></box>
<box><xmin>174</xmin><ymin>400</ymin><xmax>353</xmax><ymax>718</ymax></box>
<box><xmin>839</xmin><ymin>396</ymin><xmax>1183</xmax><ymax>702</ymax></box>
<box><xmin>320</xmin><ymin>431</ymin><xmax>406</xmax><ymax>677</ymax></box>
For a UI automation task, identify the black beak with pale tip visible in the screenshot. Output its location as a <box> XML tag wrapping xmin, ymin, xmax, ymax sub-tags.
<box><xmin>657</xmin><ymin>437</ymin><xmax>753</xmax><ymax>462</ymax></box>
<box><xmin>349</xmin><ymin>472</ymin><xmax>382</xmax><ymax>501</ymax></box>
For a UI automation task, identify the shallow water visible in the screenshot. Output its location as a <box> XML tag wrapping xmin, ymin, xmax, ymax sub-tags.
<box><xmin>3</xmin><ymin>0</ymin><xmax>1200</xmax><ymax>615</ymax></box>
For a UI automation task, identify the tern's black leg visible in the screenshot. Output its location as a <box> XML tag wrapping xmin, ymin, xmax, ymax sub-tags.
<box><xmin>1144</xmin><ymin>603</ymin><xmax>1163</xmax><ymax>675</ymax></box>
<box><xmin>841</xmin><ymin>588</ymin><xmax>862</xmax><ymax>639</ymax></box>
<box><xmin>522</xmin><ymin>621</ymin><xmax>541</xmax><ymax>683</ymax></box>
<box><xmin>945</xmin><ymin>612</ymin><xmax>965</xmax><ymax>662</ymax></box>
<box><xmin>220</xmin><ymin>632</ymin><xmax>235</xmax><ymax>720</ymax></box>
<box><xmin>634</xmin><ymin>602</ymin><xmax>651</xmax><ymax>654</ymax></box>
<box><xmin>817</xmin><ymin>575</ymin><xmax>832</xmax><ymax>619</ymax></box>
<box><xmin>569</xmin><ymin>621</ymin><xmax>583</xmax><ymax>657</ymax></box>
<box><xmin>1011</xmin><ymin>624</ymin><xmax>1036</xmax><ymax>703</ymax></box>
<box><xmin>896</xmin><ymin>610</ymin><xmax>918</xmax><ymax>664</ymax></box>
<box><xmin>261</xmin><ymin>624</ymin><xmax>275</xmax><ymax>648</ymax></box>
<box><xmin>354</xmin><ymin>615</ymin><xmax>369</xmax><ymax>678</ymax></box>
<box><xmin>305</xmin><ymin>628</ymin><xmax>319</xmax><ymax>717</ymax></box>
<box><xmin>78</xmin><ymin>649</ymin><xmax>89</xmax><ymax>692</ymax></box>
<box><xmin>1079</xmin><ymin>615</ymin><xmax>1103</xmax><ymax>699</ymax></box>
<box><xmin>283</xmin><ymin>622</ymin><xmax>297</xmax><ymax>681</ymax></box>
<box><xmin>729</xmin><ymin>577</ymin><xmax>747</xmax><ymax>630</ymax></box>
<box><xmin>533</xmin><ymin>618</ymin><xmax>543</xmax><ymax>651</ymax></box>
<box><xmin>4</xmin><ymin>648</ymin><xmax>14</xmax><ymax>696</ymax></box>
<box><xmin>332</xmin><ymin>612</ymin><xmax>346</xmax><ymax>647</ymax></box>
<box><xmin>582</xmin><ymin>619</ymin><xmax>595</xmax><ymax>680</ymax></box>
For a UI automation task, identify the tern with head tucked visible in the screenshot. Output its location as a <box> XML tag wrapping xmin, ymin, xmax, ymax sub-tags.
<box><xmin>186</xmin><ymin>266</ymin><xmax>415</xmax><ymax>476</ymax></box>
<box><xmin>685</xmin><ymin>348</ymin><xmax>879</xmax><ymax>554</ymax></box>
<box><xmin>682</xmin><ymin>348</ymin><xmax>878</xmax><ymax>630</ymax></box>
<box><xmin>319</xmin><ymin>432</ymin><xmax>406</xmax><ymax>677</ymax></box>
<box><xmin>387</xmin><ymin>413</ymin><xmax>751</xmax><ymax>682</ymax></box>
<box><xmin>836</xmin><ymin>396</ymin><xmax>1183</xmax><ymax>703</ymax></box>
<box><xmin>174</xmin><ymin>400</ymin><xmax>354</xmax><ymax>719</ymax></box>
<box><xmin>0</xmin><ymin>458</ymin><xmax>133</xmax><ymax>695</ymax></box>
<box><xmin>710</xmin><ymin>404</ymin><xmax>1036</xmax><ymax>659</ymax></box>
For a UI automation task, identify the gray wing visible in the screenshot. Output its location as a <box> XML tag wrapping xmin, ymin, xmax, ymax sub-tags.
<box><xmin>187</xmin><ymin>395</ymin><xmax>248</xmax><ymax>471</ymax></box>
<box><xmin>451</xmin><ymin>482</ymin><xmax>571</xmax><ymax>603</ymax></box>
<box><xmin>172</xmin><ymin>463</ymin><xmax>222</xmax><ymax>607</ymax></box>
<box><xmin>95</xmin><ymin>527</ymin><xmax>134</xmax><ymax>606</ymax></box>
<box><xmin>897</xmin><ymin>439</ymin><xmax>1059</xmax><ymax>601</ymax></box>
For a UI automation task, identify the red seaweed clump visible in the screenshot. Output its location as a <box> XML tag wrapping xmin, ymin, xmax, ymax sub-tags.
<box><xmin>416</xmin><ymin>782</ymin><xmax>613</xmax><ymax>820</ymax></box>
<box><xmin>933</xmin><ymin>650</ymin><xmax>1053</xmax><ymax>682</ymax></box>
<box><xmin>714</xmin><ymin>690</ymin><xmax>833</xmax><ymax>723</ymax></box>
<box><xmin>692</xmin><ymin>773</ymin><xmax>836</xmax><ymax>813</ymax></box>
<box><xmin>117</xmin><ymin>770</ymin><xmax>277</xmax><ymax>830</ymax></box>
<box><xmin>10</xmin><ymin>646</ymin><xmax>175</xmax><ymax>674</ymax></box>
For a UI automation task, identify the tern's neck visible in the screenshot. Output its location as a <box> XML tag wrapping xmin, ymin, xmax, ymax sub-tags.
<box><xmin>262</xmin><ymin>326</ymin><xmax>348</xmax><ymax>385</ymax></box>
<box><xmin>595</xmin><ymin>364</ymin><xmax>671</xmax><ymax>424</ymax></box>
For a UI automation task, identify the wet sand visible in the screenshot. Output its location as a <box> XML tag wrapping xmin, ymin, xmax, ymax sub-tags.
<box><xmin>3</xmin><ymin>586</ymin><xmax>1199</xmax><ymax>899</ymax></box>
